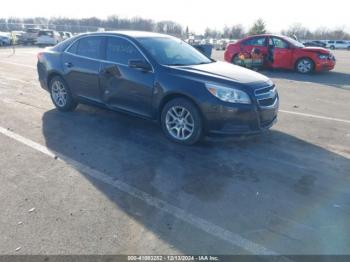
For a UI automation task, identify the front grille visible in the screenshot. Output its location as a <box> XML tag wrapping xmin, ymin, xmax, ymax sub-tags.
<box><xmin>254</xmin><ymin>84</ymin><xmax>278</xmax><ymax>108</ymax></box>
<box><xmin>255</xmin><ymin>85</ymin><xmax>275</xmax><ymax>95</ymax></box>
<box><xmin>259</xmin><ymin>97</ymin><xmax>276</xmax><ymax>107</ymax></box>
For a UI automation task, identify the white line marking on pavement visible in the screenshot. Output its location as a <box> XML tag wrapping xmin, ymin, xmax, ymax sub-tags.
<box><xmin>0</xmin><ymin>75</ymin><xmax>32</xmax><ymax>84</ymax></box>
<box><xmin>0</xmin><ymin>126</ymin><xmax>291</xmax><ymax>258</ymax></box>
<box><xmin>0</xmin><ymin>127</ymin><xmax>56</xmax><ymax>158</ymax></box>
<box><xmin>0</xmin><ymin>61</ymin><xmax>36</xmax><ymax>69</ymax></box>
<box><xmin>280</xmin><ymin>110</ymin><xmax>350</xmax><ymax>124</ymax></box>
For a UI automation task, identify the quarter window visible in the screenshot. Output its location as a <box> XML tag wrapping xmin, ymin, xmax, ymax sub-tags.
<box><xmin>76</xmin><ymin>37</ymin><xmax>103</xmax><ymax>59</ymax></box>
<box><xmin>67</xmin><ymin>40</ymin><xmax>79</xmax><ymax>54</ymax></box>
<box><xmin>106</xmin><ymin>37</ymin><xmax>144</xmax><ymax>64</ymax></box>
<box><xmin>243</xmin><ymin>37</ymin><xmax>266</xmax><ymax>46</ymax></box>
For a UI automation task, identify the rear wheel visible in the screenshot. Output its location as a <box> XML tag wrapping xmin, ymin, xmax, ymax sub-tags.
<box><xmin>161</xmin><ymin>98</ymin><xmax>203</xmax><ymax>145</ymax></box>
<box><xmin>330</xmin><ymin>45</ymin><xmax>335</xmax><ymax>50</ymax></box>
<box><xmin>49</xmin><ymin>76</ymin><xmax>77</xmax><ymax>111</ymax></box>
<box><xmin>296</xmin><ymin>58</ymin><xmax>314</xmax><ymax>74</ymax></box>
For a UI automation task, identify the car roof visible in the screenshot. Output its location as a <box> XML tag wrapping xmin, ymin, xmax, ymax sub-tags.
<box><xmin>243</xmin><ymin>34</ymin><xmax>290</xmax><ymax>39</ymax></box>
<box><xmin>78</xmin><ymin>31</ymin><xmax>173</xmax><ymax>39</ymax></box>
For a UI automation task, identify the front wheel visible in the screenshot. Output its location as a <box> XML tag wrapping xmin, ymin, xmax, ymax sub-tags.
<box><xmin>231</xmin><ymin>54</ymin><xmax>241</xmax><ymax>65</ymax></box>
<box><xmin>49</xmin><ymin>76</ymin><xmax>77</xmax><ymax>111</ymax></box>
<box><xmin>296</xmin><ymin>58</ymin><xmax>314</xmax><ymax>74</ymax></box>
<box><xmin>161</xmin><ymin>98</ymin><xmax>203</xmax><ymax>145</ymax></box>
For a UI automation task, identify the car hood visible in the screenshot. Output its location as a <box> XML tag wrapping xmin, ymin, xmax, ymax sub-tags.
<box><xmin>300</xmin><ymin>46</ymin><xmax>330</xmax><ymax>54</ymax></box>
<box><xmin>171</xmin><ymin>61</ymin><xmax>272</xmax><ymax>89</ymax></box>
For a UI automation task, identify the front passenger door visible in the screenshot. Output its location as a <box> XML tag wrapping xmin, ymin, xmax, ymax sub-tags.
<box><xmin>99</xmin><ymin>37</ymin><xmax>155</xmax><ymax>118</ymax></box>
<box><xmin>270</xmin><ymin>37</ymin><xmax>293</xmax><ymax>69</ymax></box>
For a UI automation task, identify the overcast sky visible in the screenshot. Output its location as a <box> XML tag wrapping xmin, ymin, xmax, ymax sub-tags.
<box><xmin>1</xmin><ymin>0</ymin><xmax>349</xmax><ymax>34</ymax></box>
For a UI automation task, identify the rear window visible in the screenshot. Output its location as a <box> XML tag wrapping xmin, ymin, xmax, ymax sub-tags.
<box><xmin>38</xmin><ymin>31</ymin><xmax>54</xmax><ymax>37</ymax></box>
<box><xmin>52</xmin><ymin>35</ymin><xmax>80</xmax><ymax>52</ymax></box>
<box><xmin>26</xmin><ymin>29</ymin><xmax>39</xmax><ymax>33</ymax></box>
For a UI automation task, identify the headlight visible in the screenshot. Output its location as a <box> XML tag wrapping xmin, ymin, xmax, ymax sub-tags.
<box><xmin>318</xmin><ymin>54</ymin><xmax>329</xmax><ymax>59</ymax></box>
<box><xmin>206</xmin><ymin>83</ymin><xmax>251</xmax><ymax>104</ymax></box>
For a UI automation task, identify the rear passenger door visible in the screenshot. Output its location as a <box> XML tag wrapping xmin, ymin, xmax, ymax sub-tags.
<box><xmin>99</xmin><ymin>36</ymin><xmax>155</xmax><ymax>118</ymax></box>
<box><xmin>62</xmin><ymin>36</ymin><xmax>104</xmax><ymax>103</ymax></box>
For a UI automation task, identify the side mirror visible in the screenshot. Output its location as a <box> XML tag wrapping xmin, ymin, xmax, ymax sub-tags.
<box><xmin>128</xmin><ymin>59</ymin><xmax>152</xmax><ymax>72</ymax></box>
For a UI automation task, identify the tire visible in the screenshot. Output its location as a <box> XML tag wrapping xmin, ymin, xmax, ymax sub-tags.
<box><xmin>347</xmin><ymin>46</ymin><xmax>350</xmax><ymax>51</ymax></box>
<box><xmin>161</xmin><ymin>98</ymin><xmax>203</xmax><ymax>145</ymax></box>
<box><xmin>295</xmin><ymin>58</ymin><xmax>314</xmax><ymax>74</ymax></box>
<box><xmin>330</xmin><ymin>45</ymin><xmax>335</xmax><ymax>50</ymax></box>
<box><xmin>49</xmin><ymin>76</ymin><xmax>77</xmax><ymax>111</ymax></box>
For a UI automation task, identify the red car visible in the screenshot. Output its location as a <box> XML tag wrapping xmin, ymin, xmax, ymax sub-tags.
<box><xmin>224</xmin><ymin>34</ymin><xmax>336</xmax><ymax>73</ymax></box>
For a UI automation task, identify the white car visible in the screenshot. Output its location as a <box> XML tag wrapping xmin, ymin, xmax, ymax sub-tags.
<box><xmin>0</xmin><ymin>32</ymin><xmax>11</xmax><ymax>46</ymax></box>
<box><xmin>325</xmin><ymin>40</ymin><xmax>350</xmax><ymax>50</ymax></box>
<box><xmin>36</xmin><ymin>30</ymin><xmax>61</xmax><ymax>46</ymax></box>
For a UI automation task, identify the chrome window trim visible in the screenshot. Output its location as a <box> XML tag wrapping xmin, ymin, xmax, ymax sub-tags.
<box><xmin>64</xmin><ymin>34</ymin><xmax>154</xmax><ymax>72</ymax></box>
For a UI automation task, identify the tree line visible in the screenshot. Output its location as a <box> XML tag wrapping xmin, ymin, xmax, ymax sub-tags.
<box><xmin>0</xmin><ymin>16</ymin><xmax>183</xmax><ymax>37</ymax></box>
<box><xmin>0</xmin><ymin>16</ymin><xmax>349</xmax><ymax>40</ymax></box>
<box><xmin>204</xmin><ymin>19</ymin><xmax>350</xmax><ymax>40</ymax></box>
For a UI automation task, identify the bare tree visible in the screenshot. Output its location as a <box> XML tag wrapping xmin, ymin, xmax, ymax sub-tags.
<box><xmin>281</xmin><ymin>23</ymin><xmax>312</xmax><ymax>40</ymax></box>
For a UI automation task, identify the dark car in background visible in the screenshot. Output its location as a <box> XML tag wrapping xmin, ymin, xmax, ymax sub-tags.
<box><xmin>37</xmin><ymin>31</ymin><xmax>278</xmax><ymax>145</ymax></box>
<box><xmin>303</xmin><ymin>40</ymin><xmax>327</xmax><ymax>48</ymax></box>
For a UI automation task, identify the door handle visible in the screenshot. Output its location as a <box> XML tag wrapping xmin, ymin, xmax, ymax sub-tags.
<box><xmin>100</xmin><ymin>65</ymin><xmax>121</xmax><ymax>77</ymax></box>
<box><xmin>64</xmin><ymin>62</ymin><xmax>73</xmax><ymax>68</ymax></box>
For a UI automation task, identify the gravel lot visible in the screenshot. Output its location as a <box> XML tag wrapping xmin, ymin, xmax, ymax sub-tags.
<box><xmin>0</xmin><ymin>47</ymin><xmax>349</xmax><ymax>256</ymax></box>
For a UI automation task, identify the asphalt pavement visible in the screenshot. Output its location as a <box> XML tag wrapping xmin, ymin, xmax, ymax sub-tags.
<box><xmin>0</xmin><ymin>47</ymin><xmax>349</xmax><ymax>256</ymax></box>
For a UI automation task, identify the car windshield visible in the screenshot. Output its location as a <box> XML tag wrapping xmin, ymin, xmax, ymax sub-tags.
<box><xmin>138</xmin><ymin>37</ymin><xmax>212</xmax><ymax>66</ymax></box>
<box><xmin>283</xmin><ymin>36</ymin><xmax>305</xmax><ymax>48</ymax></box>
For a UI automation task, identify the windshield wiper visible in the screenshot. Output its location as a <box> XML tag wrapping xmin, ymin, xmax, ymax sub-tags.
<box><xmin>195</xmin><ymin>61</ymin><xmax>213</xmax><ymax>65</ymax></box>
<box><xmin>166</xmin><ymin>61</ymin><xmax>214</xmax><ymax>66</ymax></box>
<box><xmin>166</xmin><ymin>63</ymin><xmax>188</xmax><ymax>66</ymax></box>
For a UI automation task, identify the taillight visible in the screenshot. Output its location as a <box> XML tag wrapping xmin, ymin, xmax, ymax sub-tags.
<box><xmin>37</xmin><ymin>52</ymin><xmax>43</xmax><ymax>61</ymax></box>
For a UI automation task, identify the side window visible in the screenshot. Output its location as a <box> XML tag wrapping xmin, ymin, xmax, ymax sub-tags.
<box><xmin>76</xmin><ymin>37</ymin><xmax>103</xmax><ymax>59</ymax></box>
<box><xmin>336</xmin><ymin>41</ymin><xmax>344</xmax><ymax>44</ymax></box>
<box><xmin>243</xmin><ymin>37</ymin><xmax>266</xmax><ymax>47</ymax></box>
<box><xmin>271</xmin><ymin>37</ymin><xmax>289</xmax><ymax>49</ymax></box>
<box><xmin>106</xmin><ymin>37</ymin><xmax>144</xmax><ymax>64</ymax></box>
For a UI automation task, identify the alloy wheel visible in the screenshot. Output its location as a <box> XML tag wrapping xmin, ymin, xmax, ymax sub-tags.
<box><xmin>165</xmin><ymin>106</ymin><xmax>194</xmax><ymax>141</ymax></box>
<box><xmin>297</xmin><ymin>59</ymin><xmax>312</xmax><ymax>73</ymax></box>
<box><xmin>51</xmin><ymin>80</ymin><xmax>68</xmax><ymax>107</ymax></box>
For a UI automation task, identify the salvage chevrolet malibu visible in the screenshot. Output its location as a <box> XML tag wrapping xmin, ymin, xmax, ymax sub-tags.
<box><xmin>37</xmin><ymin>31</ymin><xmax>279</xmax><ymax>145</ymax></box>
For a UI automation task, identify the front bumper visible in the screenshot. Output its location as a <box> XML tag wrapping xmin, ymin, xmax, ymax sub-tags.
<box><xmin>201</xmin><ymin>86</ymin><xmax>279</xmax><ymax>136</ymax></box>
<box><xmin>37</xmin><ymin>62</ymin><xmax>49</xmax><ymax>91</ymax></box>
<box><xmin>315</xmin><ymin>59</ymin><xmax>336</xmax><ymax>72</ymax></box>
